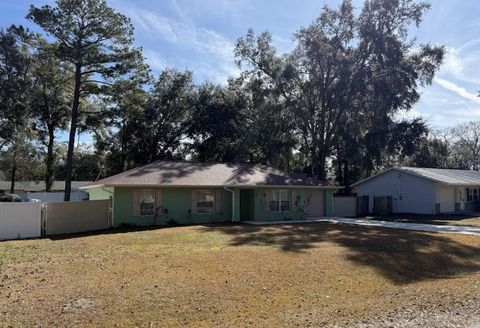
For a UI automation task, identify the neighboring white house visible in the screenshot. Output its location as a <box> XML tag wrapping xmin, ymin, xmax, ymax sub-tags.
<box><xmin>352</xmin><ymin>167</ymin><xmax>480</xmax><ymax>215</ymax></box>
<box><xmin>0</xmin><ymin>181</ymin><xmax>91</xmax><ymax>202</ymax></box>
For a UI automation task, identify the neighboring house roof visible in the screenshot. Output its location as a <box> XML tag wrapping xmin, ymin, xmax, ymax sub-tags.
<box><xmin>0</xmin><ymin>181</ymin><xmax>93</xmax><ymax>192</ymax></box>
<box><xmin>352</xmin><ymin>166</ymin><xmax>480</xmax><ymax>187</ymax></box>
<box><xmin>83</xmin><ymin>160</ymin><xmax>337</xmax><ymax>189</ymax></box>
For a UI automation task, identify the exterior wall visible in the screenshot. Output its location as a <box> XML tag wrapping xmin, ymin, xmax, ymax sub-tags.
<box><xmin>232</xmin><ymin>189</ymin><xmax>240</xmax><ymax>221</ymax></box>
<box><xmin>89</xmin><ymin>187</ymin><xmax>114</xmax><ymax>200</ymax></box>
<box><xmin>356</xmin><ymin>170</ymin><xmax>437</xmax><ymax>214</ymax></box>
<box><xmin>435</xmin><ymin>185</ymin><xmax>472</xmax><ymax>213</ymax></box>
<box><xmin>325</xmin><ymin>190</ymin><xmax>334</xmax><ymax>216</ymax></box>
<box><xmin>304</xmin><ymin>190</ymin><xmax>325</xmax><ymax>217</ymax></box>
<box><xmin>99</xmin><ymin>186</ymin><xmax>335</xmax><ymax>227</ymax></box>
<box><xmin>112</xmin><ymin>187</ymin><xmax>232</xmax><ymax>227</ymax></box>
<box><xmin>435</xmin><ymin>185</ymin><xmax>456</xmax><ymax>213</ymax></box>
<box><xmin>253</xmin><ymin>188</ymin><xmax>306</xmax><ymax>221</ymax></box>
<box><xmin>251</xmin><ymin>188</ymin><xmax>334</xmax><ymax>220</ymax></box>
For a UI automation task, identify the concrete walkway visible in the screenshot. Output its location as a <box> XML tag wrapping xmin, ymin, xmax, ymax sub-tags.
<box><xmin>243</xmin><ymin>217</ymin><xmax>480</xmax><ymax>236</ymax></box>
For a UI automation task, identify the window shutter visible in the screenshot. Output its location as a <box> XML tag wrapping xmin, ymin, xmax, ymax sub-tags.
<box><xmin>155</xmin><ymin>189</ymin><xmax>163</xmax><ymax>215</ymax></box>
<box><xmin>132</xmin><ymin>189</ymin><xmax>140</xmax><ymax>216</ymax></box>
<box><xmin>215</xmin><ymin>189</ymin><xmax>222</xmax><ymax>213</ymax></box>
<box><xmin>291</xmin><ymin>190</ymin><xmax>296</xmax><ymax>211</ymax></box>
<box><xmin>191</xmin><ymin>190</ymin><xmax>197</xmax><ymax>214</ymax></box>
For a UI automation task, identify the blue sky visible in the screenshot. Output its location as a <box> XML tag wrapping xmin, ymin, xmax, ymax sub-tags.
<box><xmin>2</xmin><ymin>0</ymin><xmax>480</xmax><ymax>138</ymax></box>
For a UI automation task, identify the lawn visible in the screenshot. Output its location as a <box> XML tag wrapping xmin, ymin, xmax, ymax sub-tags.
<box><xmin>1</xmin><ymin>223</ymin><xmax>480</xmax><ymax>327</ymax></box>
<box><xmin>367</xmin><ymin>214</ymin><xmax>480</xmax><ymax>227</ymax></box>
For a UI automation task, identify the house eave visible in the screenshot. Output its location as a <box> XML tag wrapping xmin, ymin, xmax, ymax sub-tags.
<box><xmin>83</xmin><ymin>183</ymin><xmax>342</xmax><ymax>190</ymax></box>
<box><xmin>352</xmin><ymin>167</ymin><xmax>480</xmax><ymax>187</ymax></box>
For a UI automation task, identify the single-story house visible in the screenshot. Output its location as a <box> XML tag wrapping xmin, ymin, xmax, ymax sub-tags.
<box><xmin>352</xmin><ymin>166</ymin><xmax>480</xmax><ymax>214</ymax></box>
<box><xmin>83</xmin><ymin>160</ymin><xmax>339</xmax><ymax>227</ymax></box>
<box><xmin>0</xmin><ymin>181</ymin><xmax>91</xmax><ymax>202</ymax></box>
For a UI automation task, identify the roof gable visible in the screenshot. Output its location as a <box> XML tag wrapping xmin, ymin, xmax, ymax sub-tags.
<box><xmin>86</xmin><ymin>160</ymin><xmax>334</xmax><ymax>188</ymax></box>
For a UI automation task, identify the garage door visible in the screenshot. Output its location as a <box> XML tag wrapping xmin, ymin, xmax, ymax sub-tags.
<box><xmin>438</xmin><ymin>186</ymin><xmax>455</xmax><ymax>213</ymax></box>
<box><xmin>304</xmin><ymin>190</ymin><xmax>325</xmax><ymax>217</ymax></box>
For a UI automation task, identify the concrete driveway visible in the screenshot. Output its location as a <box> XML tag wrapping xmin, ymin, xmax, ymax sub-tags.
<box><xmin>244</xmin><ymin>217</ymin><xmax>480</xmax><ymax>236</ymax></box>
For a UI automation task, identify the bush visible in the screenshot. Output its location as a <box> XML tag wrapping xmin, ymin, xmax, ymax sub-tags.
<box><xmin>0</xmin><ymin>193</ymin><xmax>22</xmax><ymax>202</ymax></box>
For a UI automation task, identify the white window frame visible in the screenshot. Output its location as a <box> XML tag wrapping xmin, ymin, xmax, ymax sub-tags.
<box><xmin>139</xmin><ymin>189</ymin><xmax>155</xmax><ymax>216</ymax></box>
<box><xmin>269</xmin><ymin>189</ymin><xmax>291</xmax><ymax>212</ymax></box>
<box><xmin>196</xmin><ymin>190</ymin><xmax>215</xmax><ymax>214</ymax></box>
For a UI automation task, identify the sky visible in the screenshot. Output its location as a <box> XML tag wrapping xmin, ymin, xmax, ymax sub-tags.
<box><xmin>1</xmin><ymin>0</ymin><xmax>480</xmax><ymax>139</ymax></box>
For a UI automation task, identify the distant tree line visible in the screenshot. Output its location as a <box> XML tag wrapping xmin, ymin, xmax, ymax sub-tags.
<box><xmin>1</xmin><ymin>0</ymin><xmax>475</xmax><ymax>198</ymax></box>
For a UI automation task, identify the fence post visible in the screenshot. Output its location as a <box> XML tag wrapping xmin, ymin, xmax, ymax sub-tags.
<box><xmin>41</xmin><ymin>203</ymin><xmax>47</xmax><ymax>237</ymax></box>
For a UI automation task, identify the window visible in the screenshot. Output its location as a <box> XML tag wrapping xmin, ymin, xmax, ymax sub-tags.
<box><xmin>467</xmin><ymin>188</ymin><xmax>472</xmax><ymax>202</ymax></box>
<box><xmin>474</xmin><ymin>188</ymin><xmax>479</xmax><ymax>201</ymax></box>
<box><xmin>140</xmin><ymin>189</ymin><xmax>155</xmax><ymax>216</ymax></box>
<box><xmin>269</xmin><ymin>190</ymin><xmax>291</xmax><ymax>212</ymax></box>
<box><xmin>197</xmin><ymin>190</ymin><xmax>215</xmax><ymax>213</ymax></box>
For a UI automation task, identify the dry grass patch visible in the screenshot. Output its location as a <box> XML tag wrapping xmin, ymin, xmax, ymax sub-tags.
<box><xmin>369</xmin><ymin>214</ymin><xmax>480</xmax><ymax>227</ymax></box>
<box><xmin>1</xmin><ymin>223</ymin><xmax>480</xmax><ymax>327</ymax></box>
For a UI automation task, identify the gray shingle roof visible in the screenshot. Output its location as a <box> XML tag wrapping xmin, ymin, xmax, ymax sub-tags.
<box><xmin>353</xmin><ymin>166</ymin><xmax>480</xmax><ymax>186</ymax></box>
<box><xmin>0</xmin><ymin>181</ymin><xmax>93</xmax><ymax>192</ymax></box>
<box><xmin>398</xmin><ymin>167</ymin><xmax>480</xmax><ymax>185</ymax></box>
<box><xmin>85</xmin><ymin>160</ymin><xmax>334</xmax><ymax>188</ymax></box>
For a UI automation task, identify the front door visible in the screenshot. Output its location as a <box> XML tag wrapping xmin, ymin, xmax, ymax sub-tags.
<box><xmin>304</xmin><ymin>190</ymin><xmax>325</xmax><ymax>217</ymax></box>
<box><xmin>240</xmin><ymin>189</ymin><xmax>255</xmax><ymax>221</ymax></box>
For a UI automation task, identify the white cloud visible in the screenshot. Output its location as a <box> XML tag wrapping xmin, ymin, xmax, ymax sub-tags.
<box><xmin>271</xmin><ymin>35</ymin><xmax>295</xmax><ymax>54</ymax></box>
<box><xmin>127</xmin><ymin>7</ymin><xmax>238</xmax><ymax>83</ymax></box>
<box><xmin>442</xmin><ymin>47</ymin><xmax>464</xmax><ymax>77</ymax></box>
<box><xmin>439</xmin><ymin>44</ymin><xmax>480</xmax><ymax>84</ymax></box>
<box><xmin>434</xmin><ymin>78</ymin><xmax>480</xmax><ymax>104</ymax></box>
<box><xmin>144</xmin><ymin>50</ymin><xmax>167</xmax><ymax>72</ymax></box>
<box><xmin>413</xmin><ymin>36</ymin><xmax>480</xmax><ymax>129</ymax></box>
<box><xmin>172</xmin><ymin>0</ymin><xmax>253</xmax><ymax>20</ymax></box>
<box><xmin>459</xmin><ymin>37</ymin><xmax>480</xmax><ymax>51</ymax></box>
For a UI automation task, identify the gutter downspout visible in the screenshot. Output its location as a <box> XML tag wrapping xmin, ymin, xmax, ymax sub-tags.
<box><xmin>101</xmin><ymin>186</ymin><xmax>115</xmax><ymax>228</ymax></box>
<box><xmin>224</xmin><ymin>186</ymin><xmax>235</xmax><ymax>222</ymax></box>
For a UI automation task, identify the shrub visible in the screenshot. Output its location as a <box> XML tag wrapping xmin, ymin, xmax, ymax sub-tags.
<box><xmin>0</xmin><ymin>193</ymin><xmax>22</xmax><ymax>202</ymax></box>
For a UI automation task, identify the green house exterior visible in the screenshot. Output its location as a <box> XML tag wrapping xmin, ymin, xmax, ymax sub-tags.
<box><xmin>85</xmin><ymin>161</ymin><xmax>338</xmax><ymax>227</ymax></box>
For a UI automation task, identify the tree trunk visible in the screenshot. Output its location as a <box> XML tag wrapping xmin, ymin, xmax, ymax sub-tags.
<box><xmin>311</xmin><ymin>146</ymin><xmax>318</xmax><ymax>177</ymax></box>
<box><xmin>10</xmin><ymin>147</ymin><xmax>17</xmax><ymax>194</ymax></box>
<box><xmin>121</xmin><ymin>122</ymin><xmax>127</xmax><ymax>171</ymax></box>
<box><xmin>45</xmin><ymin>126</ymin><xmax>55</xmax><ymax>192</ymax></box>
<box><xmin>64</xmin><ymin>64</ymin><xmax>82</xmax><ymax>201</ymax></box>
<box><xmin>343</xmin><ymin>161</ymin><xmax>350</xmax><ymax>194</ymax></box>
<box><xmin>317</xmin><ymin>149</ymin><xmax>327</xmax><ymax>181</ymax></box>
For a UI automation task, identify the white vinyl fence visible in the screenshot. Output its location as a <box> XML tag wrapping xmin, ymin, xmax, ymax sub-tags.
<box><xmin>333</xmin><ymin>196</ymin><xmax>357</xmax><ymax>217</ymax></box>
<box><xmin>0</xmin><ymin>202</ymin><xmax>42</xmax><ymax>240</ymax></box>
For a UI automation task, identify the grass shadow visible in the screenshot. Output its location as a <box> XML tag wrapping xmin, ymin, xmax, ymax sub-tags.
<box><xmin>204</xmin><ymin>222</ymin><xmax>480</xmax><ymax>284</ymax></box>
<box><xmin>45</xmin><ymin>225</ymin><xmax>175</xmax><ymax>240</ymax></box>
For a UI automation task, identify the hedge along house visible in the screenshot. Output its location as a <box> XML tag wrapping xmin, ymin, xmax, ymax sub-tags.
<box><xmin>353</xmin><ymin>166</ymin><xmax>480</xmax><ymax>215</ymax></box>
<box><xmin>84</xmin><ymin>160</ymin><xmax>339</xmax><ymax>227</ymax></box>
